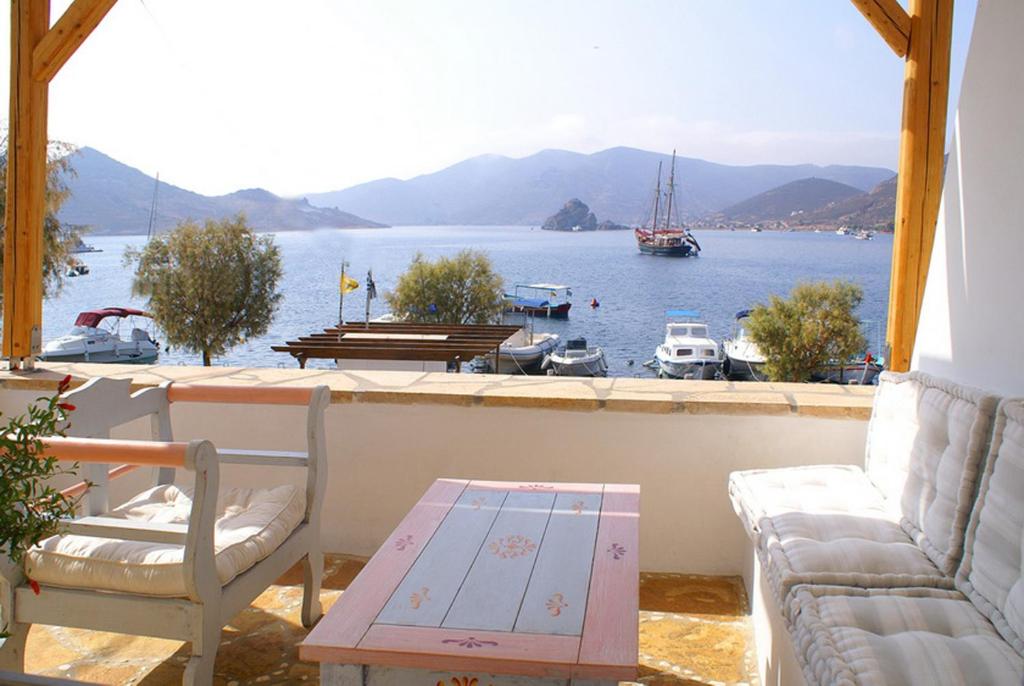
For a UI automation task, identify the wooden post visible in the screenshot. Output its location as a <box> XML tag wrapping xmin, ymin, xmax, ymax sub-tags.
<box><xmin>886</xmin><ymin>0</ymin><xmax>954</xmax><ymax>371</ymax></box>
<box><xmin>3</xmin><ymin>0</ymin><xmax>51</xmax><ymax>369</ymax></box>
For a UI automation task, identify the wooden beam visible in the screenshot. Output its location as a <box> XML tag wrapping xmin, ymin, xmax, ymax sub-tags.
<box><xmin>887</xmin><ymin>0</ymin><xmax>954</xmax><ymax>371</ymax></box>
<box><xmin>3</xmin><ymin>0</ymin><xmax>50</xmax><ymax>368</ymax></box>
<box><xmin>850</xmin><ymin>0</ymin><xmax>912</xmax><ymax>57</ymax></box>
<box><xmin>32</xmin><ymin>0</ymin><xmax>118</xmax><ymax>83</ymax></box>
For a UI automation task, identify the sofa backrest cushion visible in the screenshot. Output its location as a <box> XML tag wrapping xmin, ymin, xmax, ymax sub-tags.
<box><xmin>865</xmin><ymin>370</ymin><xmax>998</xmax><ymax>575</ymax></box>
<box><xmin>957</xmin><ymin>399</ymin><xmax>1024</xmax><ymax>656</ymax></box>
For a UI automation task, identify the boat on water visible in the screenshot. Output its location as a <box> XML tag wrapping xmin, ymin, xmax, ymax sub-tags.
<box><xmin>504</xmin><ymin>284</ymin><xmax>572</xmax><ymax>319</ymax></box>
<box><xmin>722</xmin><ymin>310</ymin><xmax>768</xmax><ymax>381</ymax></box>
<box><xmin>39</xmin><ymin>307</ymin><xmax>160</xmax><ymax>364</ymax></box>
<box><xmin>812</xmin><ymin>355</ymin><xmax>884</xmax><ymax>385</ymax></box>
<box><xmin>836</xmin><ymin>226</ymin><xmax>851</xmax><ymax>236</ymax></box>
<box><xmin>654</xmin><ymin>310</ymin><xmax>723</xmax><ymax>379</ymax></box>
<box><xmin>66</xmin><ymin>260</ymin><xmax>89</xmax><ymax>277</ymax></box>
<box><xmin>853</xmin><ymin>229</ymin><xmax>875</xmax><ymax>240</ymax></box>
<box><xmin>69</xmin><ymin>236</ymin><xmax>101</xmax><ymax>254</ymax></box>
<box><xmin>542</xmin><ymin>337</ymin><xmax>608</xmax><ymax>377</ymax></box>
<box><xmin>493</xmin><ymin>328</ymin><xmax>560</xmax><ymax>374</ymax></box>
<box><xmin>634</xmin><ymin>151</ymin><xmax>701</xmax><ymax>257</ymax></box>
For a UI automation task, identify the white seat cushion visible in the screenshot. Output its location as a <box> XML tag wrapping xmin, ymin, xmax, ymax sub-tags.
<box><xmin>25</xmin><ymin>484</ymin><xmax>306</xmax><ymax>597</ymax></box>
<box><xmin>957</xmin><ymin>399</ymin><xmax>1024</xmax><ymax>656</ymax></box>
<box><xmin>792</xmin><ymin>586</ymin><xmax>1024</xmax><ymax>686</ymax></box>
<box><xmin>729</xmin><ymin>464</ymin><xmax>888</xmax><ymax>541</ymax></box>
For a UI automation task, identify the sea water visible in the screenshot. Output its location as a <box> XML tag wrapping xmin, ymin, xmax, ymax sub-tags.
<box><xmin>46</xmin><ymin>226</ymin><xmax>892</xmax><ymax>377</ymax></box>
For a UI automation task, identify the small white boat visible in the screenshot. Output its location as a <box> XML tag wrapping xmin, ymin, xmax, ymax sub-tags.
<box><xmin>40</xmin><ymin>307</ymin><xmax>160</xmax><ymax>364</ymax></box>
<box><xmin>66</xmin><ymin>260</ymin><xmax>89</xmax><ymax>277</ymax></box>
<box><xmin>542</xmin><ymin>337</ymin><xmax>608</xmax><ymax>377</ymax></box>
<box><xmin>723</xmin><ymin>310</ymin><xmax>768</xmax><ymax>381</ymax></box>
<box><xmin>654</xmin><ymin>310</ymin><xmax>723</xmax><ymax>380</ymax></box>
<box><xmin>494</xmin><ymin>329</ymin><xmax>560</xmax><ymax>374</ymax></box>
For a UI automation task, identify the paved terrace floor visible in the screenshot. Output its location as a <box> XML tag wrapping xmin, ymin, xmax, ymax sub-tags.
<box><xmin>23</xmin><ymin>555</ymin><xmax>756</xmax><ymax>686</ymax></box>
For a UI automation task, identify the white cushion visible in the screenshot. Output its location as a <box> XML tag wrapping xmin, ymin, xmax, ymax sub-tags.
<box><xmin>729</xmin><ymin>464</ymin><xmax>886</xmax><ymax>541</ymax></box>
<box><xmin>865</xmin><ymin>371</ymin><xmax>998</xmax><ymax>575</ymax></box>
<box><xmin>25</xmin><ymin>484</ymin><xmax>306</xmax><ymax>597</ymax></box>
<box><xmin>957</xmin><ymin>399</ymin><xmax>1024</xmax><ymax>656</ymax></box>
<box><xmin>792</xmin><ymin>585</ymin><xmax>1024</xmax><ymax>686</ymax></box>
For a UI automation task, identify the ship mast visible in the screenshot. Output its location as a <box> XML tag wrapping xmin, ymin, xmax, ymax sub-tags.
<box><xmin>663</xmin><ymin>150</ymin><xmax>676</xmax><ymax>230</ymax></box>
<box><xmin>651</xmin><ymin>161</ymin><xmax>662</xmax><ymax>235</ymax></box>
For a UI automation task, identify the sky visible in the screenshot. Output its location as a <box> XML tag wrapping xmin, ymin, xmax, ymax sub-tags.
<box><xmin>2</xmin><ymin>1</ymin><xmax>978</xmax><ymax>197</ymax></box>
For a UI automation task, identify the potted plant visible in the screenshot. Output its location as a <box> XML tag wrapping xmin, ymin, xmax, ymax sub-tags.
<box><xmin>1</xmin><ymin>374</ymin><xmax>83</xmax><ymax>637</ymax></box>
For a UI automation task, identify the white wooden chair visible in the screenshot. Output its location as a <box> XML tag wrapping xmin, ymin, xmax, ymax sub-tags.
<box><xmin>0</xmin><ymin>378</ymin><xmax>331</xmax><ymax>685</ymax></box>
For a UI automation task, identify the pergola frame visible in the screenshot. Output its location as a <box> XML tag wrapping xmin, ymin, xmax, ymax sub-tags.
<box><xmin>3</xmin><ymin>0</ymin><xmax>953</xmax><ymax>372</ymax></box>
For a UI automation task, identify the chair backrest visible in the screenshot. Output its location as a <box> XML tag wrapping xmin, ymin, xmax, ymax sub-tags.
<box><xmin>61</xmin><ymin>378</ymin><xmax>174</xmax><ymax>515</ymax></box>
<box><xmin>956</xmin><ymin>399</ymin><xmax>1024</xmax><ymax>657</ymax></box>
<box><xmin>864</xmin><ymin>370</ymin><xmax>998</xmax><ymax>575</ymax></box>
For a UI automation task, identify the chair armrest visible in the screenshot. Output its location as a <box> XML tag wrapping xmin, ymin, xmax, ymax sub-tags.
<box><xmin>63</xmin><ymin>516</ymin><xmax>189</xmax><ymax>545</ymax></box>
<box><xmin>216</xmin><ymin>448</ymin><xmax>309</xmax><ymax>467</ymax></box>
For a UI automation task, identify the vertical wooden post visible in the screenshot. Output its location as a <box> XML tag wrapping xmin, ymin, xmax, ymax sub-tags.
<box><xmin>886</xmin><ymin>0</ymin><xmax>954</xmax><ymax>371</ymax></box>
<box><xmin>3</xmin><ymin>0</ymin><xmax>50</xmax><ymax>370</ymax></box>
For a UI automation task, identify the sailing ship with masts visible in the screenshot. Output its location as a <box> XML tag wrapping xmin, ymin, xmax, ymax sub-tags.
<box><xmin>634</xmin><ymin>150</ymin><xmax>702</xmax><ymax>257</ymax></box>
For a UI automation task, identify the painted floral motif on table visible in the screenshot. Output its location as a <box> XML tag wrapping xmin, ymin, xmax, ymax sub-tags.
<box><xmin>441</xmin><ymin>637</ymin><xmax>499</xmax><ymax>649</ymax></box>
<box><xmin>489</xmin><ymin>534</ymin><xmax>537</xmax><ymax>559</ymax></box>
<box><xmin>519</xmin><ymin>483</ymin><xmax>555</xmax><ymax>491</ymax></box>
<box><xmin>608</xmin><ymin>542</ymin><xmax>626</xmax><ymax>560</ymax></box>
<box><xmin>471</xmin><ymin>497</ymin><xmax>487</xmax><ymax>510</ymax></box>
<box><xmin>394</xmin><ymin>534</ymin><xmax>415</xmax><ymax>551</ymax></box>
<box><xmin>546</xmin><ymin>592</ymin><xmax>568</xmax><ymax>617</ymax></box>
<box><xmin>571</xmin><ymin>499</ymin><xmax>585</xmax><ymax>515</ymax></box>
<box><xmin>436</xmin><ymin>678</ymin><xmax>493</xmax><ymax>686</ymax></box>
<box><xmin>410</xmin><ymin>587</ymin><xmax>430</xmax><ymax>609</ymax></box>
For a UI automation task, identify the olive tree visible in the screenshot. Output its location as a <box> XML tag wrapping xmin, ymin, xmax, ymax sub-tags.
<box><xmin>125</xmin><ymin>214</ymin><xmax>283</xmax><ymax>366</ymax></box>
<box><xmin>0</xmin><ymin>140</ymin><xmax>80</xmax><ymax>304</ymax></box>
<box><xmin>386</xmin><ymin>250</ymin><xmax>505</xmax><ymax>324</ymax></box>
<box><xmin>746</xmin><ymin>280</ymin><xmax>866</xmax><ymax>382</ymax></box>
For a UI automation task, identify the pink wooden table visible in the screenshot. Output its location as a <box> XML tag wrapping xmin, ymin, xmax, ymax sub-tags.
<box><xmin>301</xmin><ymin>479</ymin><xmax>640</xmax><ymax>686</ymax></box>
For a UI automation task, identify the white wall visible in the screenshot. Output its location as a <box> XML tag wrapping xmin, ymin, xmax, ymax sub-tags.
<box><xmin>0</xmin><ymin>389</ymin><xmax>867</xmax><ymax>575</ymax></box>
<box><xmin>913</xmin><ymin>0</ymin><xmax>1024</xmax><ymax>397</ymax></box>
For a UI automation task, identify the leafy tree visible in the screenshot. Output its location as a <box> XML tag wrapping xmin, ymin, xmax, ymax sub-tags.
<box><xmin>746</xmin><ymin>280</ymin><xmax>867</xmax><ymax>382</ymax></box>
<box><xmin>0</xmin><ymin>140</ymin><xmax>80</xmax><ymax>304</ymax></box>
<box><xmin>125</xmin><ymin>214</ymin><xmax>283</xmax><ymax>366</ymax></box>
<box><xmin>386</xmin><ymin>250</ymin><xmax>505</xmax><ymax>324</ymax></box>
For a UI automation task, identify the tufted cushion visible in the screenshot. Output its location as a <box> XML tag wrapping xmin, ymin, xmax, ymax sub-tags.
<box><xmin>760</xmin><ymin>510</ymin><xmax>951</xmax><ymax>615</ymax></box>
<box><xmin>865</xmin><ymin>371</ymin><xmax>997</xmax><ymax>576</ymax></box>
<box><xmin>25</xmin><ymin>484</ymin><xmax>306</xmax><ymax>597</ymax></box>
<box><xmin>728</xmin><ymin>465</ymin><xmax>886</xmax><ymax>542</ymax></box>
<box><xmin>957</xmin><ymin>399</ymin><xmax>1024</xmax><ymax>656</ymax></box>
<box><xmin>791</xmin><ymin>585</ymin><xmax>1024</xmax><ymax>686</ymax></box>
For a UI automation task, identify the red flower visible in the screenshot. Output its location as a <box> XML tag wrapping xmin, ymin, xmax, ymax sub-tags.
<box><xmin>57</xmin><ymin>374</ymin><xmax>72</xmax><ymax>393</ymax></box>
<box><xmin>28</xmin><ymin>579</ymin><xmax>40</xmax><ymax>595</ymax></box>
<box><xmin>57</xmin><ymin>402</ymin><xmax>76</xmax><ymax>412</ymax></box>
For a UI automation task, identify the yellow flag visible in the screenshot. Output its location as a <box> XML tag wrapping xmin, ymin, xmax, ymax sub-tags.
<box><xmin>340</xmin><ymin>274</ymin><xmax>359</xmax><ymax>294</ymax></box>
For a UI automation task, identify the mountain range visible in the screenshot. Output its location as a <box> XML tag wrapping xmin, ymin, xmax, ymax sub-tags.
<box><xmin>57</xmin><ymin>145</ymin><xmax>896</xmax><ymax>235</ymax></box>
<box><xmin>304</xmin><ymin>147</ymin><xmax>895</xmax><ymax>226</ymax></box>
<box><xmin>57</xmin><ymin>147</ymin><xmax>385</xmax><ymax>235</ymax></box>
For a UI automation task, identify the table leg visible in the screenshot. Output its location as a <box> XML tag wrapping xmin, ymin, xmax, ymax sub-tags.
<box><xmin>321</xmin><ymin>663</ymin><xmax>365</xmax><ymax>686</ymax></box>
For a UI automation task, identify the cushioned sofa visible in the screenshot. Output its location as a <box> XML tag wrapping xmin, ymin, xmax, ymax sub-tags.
<box><xmin>730</xmin><ymin>370</ymin><xmax>1024</xmax><ymax>685</ymax></box>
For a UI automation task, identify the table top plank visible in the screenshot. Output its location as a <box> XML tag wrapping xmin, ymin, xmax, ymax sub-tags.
<box><xmin>576</xmin><ymin>484</ymin><xmax>640</xmax><ymax>679</ymax></box>
<box><xmin>377</xmin><ymin>488</ymin><xmax>507</xmax><ymax>628</ymax></box>
<box><xmin>300</xmin><ymin>478</ymin><xmax>469</xmax><ymax>654</ymax></box>
<box><xmin>513</xmin><ymin>492</ymin><xmax>603</xmax><ymax>636</ymax></box>
<box><xmin>442</xmin><ymin>491</ymin><xmax>556</xmax><ymax>632</ymax></box>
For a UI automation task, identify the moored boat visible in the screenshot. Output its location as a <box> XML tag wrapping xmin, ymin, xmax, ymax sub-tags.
<box><xmin>542</xmin><ymin>337</ymin><xmax>608</xmax><ymax>377</ymax></box>
<box><xmin>494</xmin><ymin>329</ymin><xmax>560</xmax><ymax>374</ymax></box>
<box><xmin>654</xmin><ymin>310</ymin><xmax>722</xmax><ymax>379</ymax></box>
<box><xmin>40</xmin><ymin>307</ymin><xmax>159</xmax><ymax>363</ymax></box>
<box><xmin>812</xmin><ymin>355</ymin><xmax>884</xmax><ymax>385</ymax></box>
<box><xmin>722</xmin><ymin>310</ymin><xmax>768</xmax><ymax>381</ymax></box>
<box><xmin>634</xmin><ymin>151</ymin><xmax>701</xmax><ymax>257</ymax></box>
<box><xmin>504</xmin><ymin>284</ymin><xmax>572</xmax><ymax>319</ymax></box>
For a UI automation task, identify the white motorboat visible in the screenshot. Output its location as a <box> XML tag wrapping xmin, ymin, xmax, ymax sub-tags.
<box><xmin>723</xmin><ymin>310</ymin><xmax>768</xmax><ymax>381</ymax></box>
<box><xmin>494</xmin><ymin>328</ymin><xmax>560</xmax><ymax>374</ymax></box>
<box><xmin>654</xmin><ymin>310</ymin><xmax>723</xmax><ymax>380</ymax></box>
<box><xmin>40</xmin><ymin>307</ymin><xmax>160</xmax><ymax>364</ymax></box>
<box><xmin>542</xmin><ymin>337</ymin><xmax>608</xmax><ymax>377</ymax></box>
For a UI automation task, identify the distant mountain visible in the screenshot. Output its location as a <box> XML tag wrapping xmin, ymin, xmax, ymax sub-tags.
<box><xmin>716</xmin><ymin>177</ymin><xmax>864</xmax><ymax>223</ymax></box>
<box><xmin>304</xmin><ymin>147</ymin><xmax>894</xmax><ymax>226</ymax></box>
<box><xmin>800</xmin><ymin>175</ymin><xmax>898</xmax><ymax>230</ymax></box>
<box><xmin>58</xmin><ymin>147</ymin><xmax>385</xmax><ymax>235</ymax></box>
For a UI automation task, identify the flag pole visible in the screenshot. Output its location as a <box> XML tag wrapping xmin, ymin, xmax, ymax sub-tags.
<box><xmin>338</xmin><ymin>259</ymin><xmax>348</xmax><ymax>340</ymax></box>
<box><xmin>365</xmin><ymin>269</ymin><xmax>373</xmax><ymax>329</ymax></box>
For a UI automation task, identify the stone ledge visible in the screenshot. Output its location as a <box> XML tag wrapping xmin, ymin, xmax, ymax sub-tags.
<box><xmin>0</xmin><ymin>362</ymin><xmax>875</xmax><ymax>420</ymax></box>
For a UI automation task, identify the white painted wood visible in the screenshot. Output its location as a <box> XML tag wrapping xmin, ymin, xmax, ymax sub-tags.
<box><xmin>442</xmin><ymin>491</ymin><xmax>556</xmax><ymax>632</ymax></box>
<box><xmin>514</xmin><ymin>493</ymin><xmax>602</xmax><ymax>636</ymax></box>
<box><xmin>63</xmin><ymin>515</ymin><xmax>189</xmax><ymax>544</ymax></box>
<box><xmin>322</xmin><ymin>663</ymin><xmax>365</xmax><ymax>686</ymax></box>
<box><xmin>0</xmin><ymin>669</ymin><xmax>104</xmax><ymax>685</ymax></box>
<box><xmin>216</xmin><ymin>448</ymin><xmax>309</xmax><ymax>466</ymax></box>
<box><xmin>368</xmin><ymin>666</ymin><xmax>568</xmax><ymax>686</ymax></box>
<box><xmin>377</xmin><ymin>489</ymin><xmax>506</xmax><ymax>627</ymax></box>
